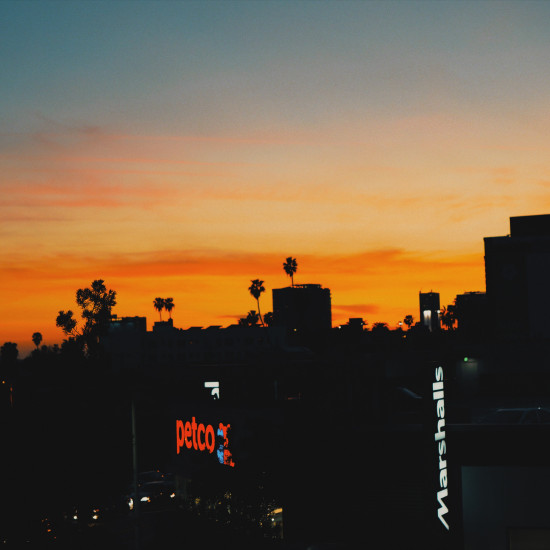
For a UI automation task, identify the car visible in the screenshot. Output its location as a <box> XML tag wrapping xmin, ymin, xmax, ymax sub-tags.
<box><xmin>475</xmin><ymin>407</ymin><xmax>550</xmax><ymax>425</ymax></box>
<box><xmin>127</xmin><ymin>481</ymin><xmax>176</xmax><ymax>512</ymax></box>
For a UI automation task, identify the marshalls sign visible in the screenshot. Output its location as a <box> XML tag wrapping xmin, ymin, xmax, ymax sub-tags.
<box><xmin>424</xmin><ymin>362</ymin><xmax>462</xmax><ymax>549</ymax></box>
<box><xmin>433</xmin><ymin>366</ymin><xmax>449</xmax><ymax>530</ymax></box>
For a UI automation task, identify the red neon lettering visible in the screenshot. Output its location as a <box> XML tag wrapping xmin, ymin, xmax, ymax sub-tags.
<box><xmin>185</xmin><ymin>421</ymin><xmax>192</xmax><ymax>449</ymax></box>
<box><xmin>192</xmin><ymin>417</ymin><xmax>198</xmax><ymax>450</ymax></box>
<box><xmin>176</xmin><ymin>420</ymin><xmax>184</xmax><ymax>454</ymax></box>
<box><xmin>176</xmin><ymin>417</ymin><xmax>231</xmax><ymax>463</ymax></box>
<box><xmin>198</xmin><ymin>423</ymin><xmax>206</xmax><ymax>451</ymax></box>
<box><xmin>205</xmin><ymin>425</ymin><xmax>215</xmax><ymax>453</ymax></box>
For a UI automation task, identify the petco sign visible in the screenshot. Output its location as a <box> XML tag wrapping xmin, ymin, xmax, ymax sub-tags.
<box><xmin>176</xmin><ymin>416</ymin><xmax>235</xmax><ymax>467</ymax></box>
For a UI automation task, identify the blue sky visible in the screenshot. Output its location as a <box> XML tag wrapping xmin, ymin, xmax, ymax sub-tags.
<box><xmin>3</xmin><ymin>0</ymin><xmax>550</xmax><ymax>352</ymax></box>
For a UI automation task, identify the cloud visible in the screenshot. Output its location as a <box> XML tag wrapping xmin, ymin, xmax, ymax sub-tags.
<box><xmin>332</xmin><ymin>303</ymin><xmax>380</xmax><ymax>315</ymax></box>
<box><xmin>1</xmin><ymin>247</ymin><xmax>482</xmax><ymax>283</ymax></box>
<box><xmin>1</xmin><ymin>179</ymin><xmax>185</xmax><ymax>210</ymax></box>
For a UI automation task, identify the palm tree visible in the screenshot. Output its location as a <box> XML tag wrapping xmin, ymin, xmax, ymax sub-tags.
<box><xmin>164</xmin><ymin>297</ymin><xmax>175</xmax><ymax>319</ymax></box>
<box><xmin>32</xmin><ymin>332</ymin><xmax>43</xmax><ymax>349</ymax></box>
<box><xmin>248</xmin><ymin>279</ymin><xmax>265</xmax><ymax>326</ymax></box>
<box><xmin>283</xmin><ymin>257</ymin><xmax>298</xmax><ymax>287</ymax></box>
<box><xmin>153</xmin><ymin>297</ymin><xmax>165</xmax><ymax>322</ymax></box>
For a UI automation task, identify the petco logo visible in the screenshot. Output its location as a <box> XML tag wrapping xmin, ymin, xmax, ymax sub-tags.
<box><xmin>176</xmin><ymin>417</ymin><xmax>235</xmax><ymax>467</ymax></box>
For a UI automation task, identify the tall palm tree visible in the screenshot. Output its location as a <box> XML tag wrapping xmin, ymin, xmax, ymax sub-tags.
<box><xmin>164</xmin><ymin>297</ymin><xmax>175</xmax><ymax>319</ymax></box>
<box><xmin>283</xmin><ymin>257</ymin><xmax>298</xmax><ymax>287</ymax></box>
<box><xmin>248</xmin><ymin>279</ymin><xmax>265</xmax><ymax>326</ymax></box>
<box><xmin>32</xmin><ymin>332</ymin><xmax>43</xmax><ymax>349</ymax></box>
<box><xmin>153</xmin><ymin>297</ymin><xmax>165</xmax><ymax>322</ymax></box>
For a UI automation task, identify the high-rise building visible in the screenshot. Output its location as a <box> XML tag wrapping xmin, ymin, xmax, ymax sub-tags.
<box><xmin>272</xmin><ymin>284</ymin><xmax>332</xmax><ymax>333</ymax></box>
<box><xmin>454</xmin><ymin>291</ymin><xmax>487</xmax><ymax>336</ymax></box>
<box><xmin>419</xmin><ymin>291</ymin><xmax>440</xmax><ymax>332</ymax></box>
<box><xmin>484</xmin><ymin>214</ymin><xmax>550</xmax><ymax>338</ymax></box>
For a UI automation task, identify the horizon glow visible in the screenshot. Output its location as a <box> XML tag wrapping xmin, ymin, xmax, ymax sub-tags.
<box><xmin>2</xmin><ymin>1</ymin><xmax>549</xmax><ymax>355</ymax></box>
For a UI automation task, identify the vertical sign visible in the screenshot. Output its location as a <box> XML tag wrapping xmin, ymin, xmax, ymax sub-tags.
<box><xmin>424</xmin><ymin>362</ymin><xmax>462</xmax><ymax>549</ymax></box>
<box><xmin>433</xmin><ymin>365</ymin><xmax>450</xmax><ymax>531</ymax></box>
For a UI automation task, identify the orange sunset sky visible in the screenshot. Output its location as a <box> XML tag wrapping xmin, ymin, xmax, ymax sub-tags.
<box><xmin>2</xmin><ymin>1</ymin><xmax>550</xmax><ymax>356</ymax></box>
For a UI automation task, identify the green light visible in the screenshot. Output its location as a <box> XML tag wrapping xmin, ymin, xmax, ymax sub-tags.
<box><xmin>463</xmin><ymin>357</ymin><xmax>468</xmax><ymax>362</ymax></box>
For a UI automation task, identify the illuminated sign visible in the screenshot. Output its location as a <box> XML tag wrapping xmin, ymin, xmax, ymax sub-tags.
<box><xmin>204</xmin><ymin>381</ymin><xmax>220</xmax><ymax>399</ymax></box>
<box><xmin>433</xmin><ymin>366</ymin><xmax>449</xmax><ymax>530</ymax></box>
<box><xmin>176</xmin><ymin>417</ymin><xmax>235</xmax><ymax>467</ymax></box>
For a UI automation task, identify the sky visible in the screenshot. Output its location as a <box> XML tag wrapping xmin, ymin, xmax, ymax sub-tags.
<box><xmin>2</xmin><ymin>0</ymin><xmax>550</xmax><ymax>356</ymax></box>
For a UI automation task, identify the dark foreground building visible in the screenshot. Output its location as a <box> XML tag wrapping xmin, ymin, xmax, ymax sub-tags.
<box><xmin>484</xmin><ymin>213</ymin><xmax>550</xmax><ymax>339</ymax></box>
<box><xmin>272</xmin><ymin>284</ymin><xmax>332</xmax><ymax>334</ymax></box>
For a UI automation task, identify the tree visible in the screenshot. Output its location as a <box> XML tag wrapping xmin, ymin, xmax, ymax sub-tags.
<box><xmin>238</xmin><ymin>311</ymin><xmax>260</xmax><ymax>327</ymax></box>
<box><xmin>32</xmin><ymin>332</ymin><xmax>43</xmax><ymax>349</ymax></box>
<box><xmin>263</xmin><ymin>311</ymin><xmax>274</xmax><ymax>326</ymax></box>
<box><xmin>1</xmin><ymin>342</ymin><xmax>18</xmax><ymax>367</ymax></box>
<box><xmin>153</xmin><ymin>297</ymin><xmax>165</xmax><ymax>322</ymax></box>
<box><xmin>283</xmin><ymin>257</ymin><xmax>298</xmax><ymax>287</ymax></box>
<box><xmin>372</xmin><ymin>322</ymin><xmax>389</xmax><ymax>332</ymax></box>
<box><xmin>440</xmin><ymin>304</ymin><xmax>456</xmax><ymax>331</ymax></box>
<box><xmin>164</xmin><ymin>297</ymin><xmax>175</xmax><ymax>319</ymax></box>
<box><xmin>248</xmin><ymin>279</ymin><xmax>265</xmax><ymax>326</ymax></box>
<box><xmin>403</xmin><ymin>315</ymin><xmax>414</xmax><ymax>330</ymax></box>
<box><xmin>247</xmin><ymin>310</ymin><xmax>260</xmax><ymax>327</ymax></box>
<box><xmin>56</xmin><ymin>279</ymin><xmax>117</xmax><ymax>356</ymax></box>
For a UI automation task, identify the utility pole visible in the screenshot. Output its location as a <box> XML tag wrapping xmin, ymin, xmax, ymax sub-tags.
<box><xmin>132</xmin><ymin>397</ymin><xmax>140</xmax><ymax>550</ymax></box>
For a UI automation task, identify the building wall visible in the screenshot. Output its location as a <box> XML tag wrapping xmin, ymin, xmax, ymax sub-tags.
<box><xmin>462</xmin><ymin>467</ymin><xmax>550</xmax><ymax>550</ymax></box>
<box><xmin>484</xmin><ymin>215</ymin><xmax>550</xmax><ymax>339</ymax></box>
<box><xmin>272</xmin><ymin>284</ymin><xmax>332</xmax><ymax>333</ymax></box>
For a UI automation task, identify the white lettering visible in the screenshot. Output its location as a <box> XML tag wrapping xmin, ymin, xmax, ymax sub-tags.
<box><xmin>434</xmin><ymin>418</ymin><xmax>446</xmax><ymax>441</ymax></box>
<box><xmin>436</xmin><ymin>399</ymin><xmax>445</xmax><ymax>419</ymax></box>
<box><xmin>439</xmin><ymin>468</ymin><xmax>448</xmax><ymax>488</ymax></box>
<box><xmin>434</xmin><ymin>366</ymin><xmax>449</xmax><ymax>530</ymax></box>
<box><xmin>437</xmin><ymin>488</ymin><xmax>450</xmax><ymax>530</ymax></box>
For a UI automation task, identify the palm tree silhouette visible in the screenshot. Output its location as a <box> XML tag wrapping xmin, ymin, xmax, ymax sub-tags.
<box><xmin>153</xmin><ymin>297</ymin><xmax>165</xmax><ymax>322</ymax></box>
<box><xmin>32</xmin><ymin>332</ymin><xmax>43</xmax><ymax>349</ymax></box>
<box><xmin>403</xmin><ymin>315</ymin><xmax>414</xmax><ymax>330</ymax></box>
<box><xmin>283</xmin><ymin>257</ymin><xmax>298</xmax><ymax>287</ymax></box>
<box><xmin>263</xmin><ymin>311</ymin><xmax>274</xmax><ymax>326</ymax></box>
<box><xmin>164</xmin><ymin>297</ymin><xmax>175</xmax><ymax>319</ymax></box>
<box><xmin>248</xmin><ymin>279</ymin><xmax>265</xmax><ymax>326</ymax></box>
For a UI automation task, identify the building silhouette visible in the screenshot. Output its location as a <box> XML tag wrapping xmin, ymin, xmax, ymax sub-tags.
<box><xmin>419</xmin><ymin>291</ymin><xmax>440</xmax><ymax>332</ymax></box>
<box><xmin>454</xmin><ymin>291</ymin><xmax>487</xmax><ymax>336</ymax></box>
<box><xmin>484</xmin><ymin>214</ymin><xmax>550</xmax><ymax>338</ymax></box>
<box><xmin>272</xmin><ymin>284</ymin><xmax>332</xmax><ymax>334</ymax></box>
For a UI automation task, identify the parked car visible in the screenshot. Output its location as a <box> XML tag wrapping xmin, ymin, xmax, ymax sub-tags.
<box><xmin>127</xmin><ymin>481</ymin><xmax>176</xmax><ymax>511</ymax></box>
<box><xmin>475</xmin><ymin>407</ymin><xmax>550</xmax><ymax>425</ymax></box>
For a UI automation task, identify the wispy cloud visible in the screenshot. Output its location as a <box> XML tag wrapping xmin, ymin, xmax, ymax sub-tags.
<box><xmin>1</xmin><ymin>247</ymin><xmax>482</xmax><ymax>282</ymax></box>
<box><xmin>332</xmin><ymin>303</ymin><xmax>380</xmax><ymax>316</ymax></box>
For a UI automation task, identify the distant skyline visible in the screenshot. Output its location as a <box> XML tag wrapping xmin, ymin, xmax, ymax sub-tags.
<box><xmin>2</xmin><ymin>0</ymin><xmax>550</xmax><ymax>355</ymax></box>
